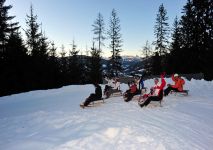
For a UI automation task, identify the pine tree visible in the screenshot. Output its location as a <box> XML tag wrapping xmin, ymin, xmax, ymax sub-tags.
<box><xmin>88</xmin><ymin>42</ymin><xmax>102</xmax><ymax>83</ymax></box>
<box><xmin>39</xmin><ymin>31</ymin><xmax>49</xmax><ymax>58</ymax></box>
<box><xmin>49</xmin><ymin>41</ymin><xmax>57</xmax><ymax>57</ymax></box>
<box><xmin>92</xmin><ymin>12</ymin><xmax>105</xmax><ymax>52</ymax></box>
<box><xmin>25</xmin><ymin>5</ymin><xmax>53</xmax><ymax>88</ymax></box>
<box><xmin>180</xmin><ymin>0</ymin><xmax>194</xmax><ymax>49</ymax></box>
<box><xmin>48</xmin><ymin>42</ymin><xmax>60</xmax><ymax>87</ymax></box>
<box><xmin>153</xmin><ymin>4</ymin><xmax>170</xmax><ymax>56</ymax></box>
<box><xmin>171</xmin><ymin>17</ymin><xmax>181</xmax><ymax>52</ymax></box>
<box><xmin>59</xmin><ymin>44</ymin><xmax>67</xmax><ymax>85</ymax></box>
<box><xmin>108</xmin><ymin>9</ymin><xmax>123</xmax><ymax>76</ymax></box>
<box><xmin>178</xmin><ymin>0</ymin><xmax>197</xmax><ymax>73</ymax></box>
<box><xmin>68</xmin><ymin>40</ymin><xmax>82</xmax><ymax>84</ymax></box>
<box><xmin>179</xmin><ymin>0</ymin><xmax>213</xmax><ymax>77</ymax></box>
<box><xmin>151</xmin><ymin>52</ymin><xmax>161</xmax><ymax>75</ymax></box>
<box><xmin>142</xmin><ymin>40</ymin><xmax>152</xmax><ymax>74</ymax></box>
<box><xmin>142</xmin><ymin>40</ymin><xmax>151</xmax><ymax>58</ymax></box>
<box><xmin>0</xmin><ymin>0</ymin><xmax>19</xmax><ymax>73</ymax></box>
<box><xmin>0</xmin><ymin>0</ymin><xmax>16</xmax><ymax>53</ymax></box>
<box><xmin>166</xmin><ymin>16</ymin><xmax>182</xmax><ymax>73</ymax></box>
<box><xmin>5</xmin><ymin>29</ymin><xmax>28</xmax><ymax>93</ymax></box>
<box><xmin>60</xmin><ymin>44</ymin><xmax>66</xmax><ymax>58</ymax></box>
<box><xmin>0</xmin><ymin>0</ymin><xmax>27</xmax><ymax>96</ymax></box>
<box><xmin>194</xmin><ymin>0</ymin><xmax>213</xmax><ymax>80</ymax></box>
<box><xmin>25</xmin><ymin>5</ymin><xmax>42</xmax><ymax>57</ymax></box>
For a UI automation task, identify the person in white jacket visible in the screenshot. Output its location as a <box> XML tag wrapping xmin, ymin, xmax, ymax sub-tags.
<box><xmin>104</xmin><ymin>77</ymin><xmax>115</xmax><ymax>95</ymax></box>
<box><xmin>105</xmin><ymin>77</ymin><xmax>121</xmax><ymax>98</ymax></box>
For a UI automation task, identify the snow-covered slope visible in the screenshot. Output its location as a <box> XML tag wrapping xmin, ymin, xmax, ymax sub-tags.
<box><xmin>0</xmin><ymin>79</ymin><xmax>213</xmax><ymax>150</ymax></box>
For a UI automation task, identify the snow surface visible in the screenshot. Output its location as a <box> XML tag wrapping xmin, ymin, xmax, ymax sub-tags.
<box><xmin>0</xmin><ymin>78</ymin><xmax>213</xmax><ymax>150</ymax></box>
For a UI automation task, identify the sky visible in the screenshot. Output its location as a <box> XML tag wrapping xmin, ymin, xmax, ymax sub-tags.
<box><xmin>5</xmin><ymin>0</ymin><xmax>187</xmax><ymax>57</ymax></box>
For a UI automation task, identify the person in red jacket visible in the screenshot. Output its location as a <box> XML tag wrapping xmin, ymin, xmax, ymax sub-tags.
<box><xmin>138</xmin><ymin>72</ymin><xmax>166</xmax><ymax>107</ymax></box>
<box><xmin>123</xmin><ymin>81</ymin><xmax>138</xmax><ymax>102</ymax></box>
<box><xmin>164</xmin><ymin>73</ymin><xmax>185</xmax><ymax>96</ymax></box>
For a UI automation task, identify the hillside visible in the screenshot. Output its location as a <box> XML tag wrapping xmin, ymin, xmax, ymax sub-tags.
<box><xmin>0</xmin><ymin>78</ymin><xmax>213</xmax><ymax>150</ymax></box>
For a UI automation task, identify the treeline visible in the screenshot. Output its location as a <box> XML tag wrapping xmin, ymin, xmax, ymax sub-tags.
<box><xmin>1</xmin><ymin>0</ymin><xmax>212</xmax><ymax>96</ymax></box>
<box><xmin>142</xmin><ymin>0</ymin><xmax>213</xmax><ymax>80</ymax></box>
<box><xmin>0</xmin><ymin>1</ymin><xmax>104</xmax><ymax>96</ymax></box>
<box><xmin>0</xmin><ymin>0</ymin><xmax>124</xmax><ymax>96</ymax></box>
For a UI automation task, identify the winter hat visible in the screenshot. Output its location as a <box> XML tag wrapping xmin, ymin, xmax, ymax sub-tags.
<box><xmin>154</xmin><ymin>78</ymin><xmax>159</xmax><ymax>81</ymax></box>
<box><xmin>174</xmin><ymin>73</ymin><xmax>179</xmax><ymax>77</ymax></box>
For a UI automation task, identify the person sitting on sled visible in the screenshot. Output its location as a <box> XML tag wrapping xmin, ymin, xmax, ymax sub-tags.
<box><xmin>105</xmin><ymin>77</ymin><xmax>121</xmax><ymax>98</ymax></box>
<box><xmin>80</xmin><ymin>82</ymin><xmax>102</xmax><ymax>108</ymax></box>
<box><xmin>134</xmin><ymin>75</ymin><xmax>143</xmax><ymax>94</ymax></box>
<box><xmin>123</xmin><ymin>80</ymin><xmax>138</xmax><ymax>102</ymax></box>
<box><xmin>138</xmin><ymin>74</ymin><xmax>146</xmax><ymax>95</ymax></box>
<box><xmin>104</xmin><ymin>76</ymin><xmax>115</xmax><ymax>96</ymax></box>
<box><xmin>164</xmin><ymin>73</ymin><xmax>185</xmax><ymax>96</ymax></box>
<box><xmin>139</xmin><ymin>75</ymin><xmax>145</xmax><ymax>90</ymax></box>
<box><xmin>138</xmin><ymin>72</ymin><xmax>166</xmax><ymax>107</ymax></box>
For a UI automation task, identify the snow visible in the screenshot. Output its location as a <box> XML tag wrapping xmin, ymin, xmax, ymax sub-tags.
<box><xmin>0</xmin><ymin>78</ymin><xmax>213</xmax><ymax>150</ymax></box>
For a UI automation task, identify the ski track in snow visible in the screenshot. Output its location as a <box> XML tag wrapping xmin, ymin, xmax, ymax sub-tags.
<box><xmin>0</xmin><ymin>78</ymin><xmax>213</xmax><ymax>150</ymax></box>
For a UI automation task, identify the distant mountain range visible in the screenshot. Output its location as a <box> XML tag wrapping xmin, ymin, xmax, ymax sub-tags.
<box><xmin>102</xmin><ymin>55</ymin><xmax>145</xmax><ymax>76</ymax></box>
<box><xmin>61</xmin><ymin>55</ymin><xmax>145</xmax><ymax>77</ymax></box>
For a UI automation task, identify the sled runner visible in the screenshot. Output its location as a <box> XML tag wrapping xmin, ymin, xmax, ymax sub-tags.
<box><xmin>111</xmin><ymin>90</ymin><xmax>122</xmax><ymax>96</ymax></box>
<box><xmin>131</xmin><ymin>88</ymin><xmax>147</xmax><ymax>101</ymax></box>
<box><xmin>131</xmin><ymin>95</ymin><xmax>140</xmax><ymax>101</ymax></box>
<box><xmin>170</xmin><ymin>90</ymin><xmax>189</xmax><ymax>96</ymax></box>
<box><xmin>105</xmin><ymin>88</ymin><xmax>122</xmax><ymax>99</ymax></box>
<box><xmin>80</xmin><ymin>98</ymin><xmax>104</xmax><ymax>108</ymax></box>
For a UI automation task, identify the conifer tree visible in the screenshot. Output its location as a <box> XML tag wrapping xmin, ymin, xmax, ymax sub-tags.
<box><xmin>48</xmin><ymin>41</ymin><xmax>60</xmax><ymax>87</ymax></box>
<box><xmin>49</xmin><ymin>41</ymin><xmax>57</xmax><ymax>57</ymax></box>
<box><xmin>59</xmin><ymin>44</ymin><xmax>67</xmax><ymax>84</ymax></box>
<box><xmin>166</xmin><ymin>16</ymin><xmax>182</xmax><ymax>73</ymax></box>
<box><xmin>88</xmin><ymin>42</ymin><xmax>102</xmax><ymax>83</ymax></box>
<box><xmin>92</xmin><ymin>12</ymin><xmax>105</xmax><ymax>52</ymax></box>
<box><xmin>5</xmin><ymin>29</ymin><xmax>28</xmax><ymax>92</ymax></box>
<box><xmin>179</xmin><ymin>0</ymin><xmax>194</xmax><ymax>49</ymax></box>
<box><xmin>142</xmin><ymin>40</ymin><xmax>152</xmax><ymax>74</ymax></box>
<box><xmin>108</xmin><ymin>9</ymin><xmax>123</xmax><ymax>76</ymax></box>
<box><xmin>153</xmin><ymin>4</ymin><xmax>170</xmax><ymax>56</ymax></box>
<box><xmin>179</xmin><ymin>0</ymin><xmax>213</xmax><ymax>77</ymax></box>
<box><xmin>0</xmin><ymin>0</ymin><xmax>16</xmax><ymax>53</ymax></box>
<box><xmin>68</xmin><ymin>40</ymin><xmax>82</xmax><ymax>84</ymax></box>
<box><xmin>25</xmin><ymin>5</ymin><xmax>52</xmax><ymax>88</ymax></box>
<box><xmin>142</xmin><ymin>40</ymin><xmax>151</xmax><ymax>58</ymax></box>
<box><xmin>0</xmin><ymin>0</ymin><xmax>27</xmax><ymax>95</ymax></box>
<box><xmin>151</xmin><ymin>52</ymin><xmax>161</xmax><ymax>75</ymax></box>
<box><xmin>25</xmin><ymin>5</ymin><xmax>42</xmax><ymax>57</ymax></box>
<box><xmin>170</xmin><ymin>17</ymin><xmax>181</xmax><ymax>52</ymax></box>
<box><xmin>39</xmin><ymin>31</ymin><xmax>49</xmax><ymax>59</ymax></box>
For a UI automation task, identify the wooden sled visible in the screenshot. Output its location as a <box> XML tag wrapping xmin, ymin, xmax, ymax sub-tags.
<box><xmin>170</xmin><ymin>90</ymin><xmax>189</xmax><ymax>96</ymax></box>
<box><xmin>80</xmin><ymin>98</ymin><xmax>105</xmax><ymax>108</ymax></box>
<box><xmin>138</xmin><ymin>90</ymin><xmax>164</xmax><ymax>108</ymax></box>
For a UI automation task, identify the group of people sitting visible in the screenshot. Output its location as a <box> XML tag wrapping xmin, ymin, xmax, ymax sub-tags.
<box><xmin>122</xmin><ymin>73</ymin><xmax>186</xmax><ymax>107</ymax></box>
<box><xmin>80</xmin><ymin>76</ymin><xmax>121</xmax><ymax>108</ymax></box>
<box><xmin>138</xmin><ymin>73</ymin><xmax>185</xmax><ymax>107</ymax></box>
<box><xmin>80</xmin><ymin>73</ymin><xmax>186</xmax><ymax>108</ymax></box>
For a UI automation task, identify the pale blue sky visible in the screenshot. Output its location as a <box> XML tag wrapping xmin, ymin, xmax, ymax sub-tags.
<box><xmin>6</xmin><ymin>0</ymin><xmax>186</xmax><ymax>57</ymax></box>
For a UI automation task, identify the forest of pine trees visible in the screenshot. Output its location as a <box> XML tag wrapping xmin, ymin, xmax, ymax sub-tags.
<box><xmin>0</xmin><ymin>1</ymin><xmax>105</xmax><ymax>96</ymax></box>
<box><xmin>144</xmin><ymin>0</ymin><xmax>213</xmax><ymax>81</ymax></box>
<box><xmin>0</xmin><ymin>0</ymin><xmax>213</xmax><ymax>96</ymax></box>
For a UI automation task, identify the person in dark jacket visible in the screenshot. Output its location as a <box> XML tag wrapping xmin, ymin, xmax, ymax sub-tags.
<box><xmin>80</xmin><ymin>83</ymin><xmax>102</xmax><ymax>108</ymax></box>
